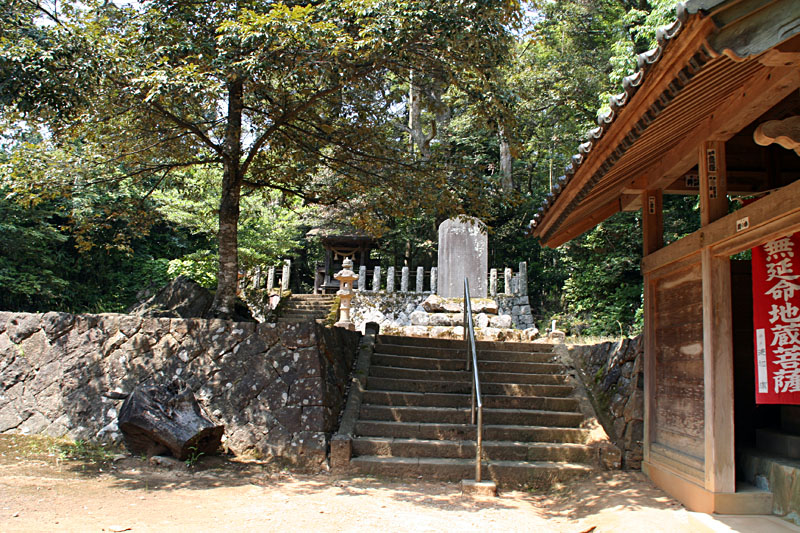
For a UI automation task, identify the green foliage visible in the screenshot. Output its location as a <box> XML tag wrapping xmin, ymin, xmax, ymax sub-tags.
<box><xmin>184</xmin><ymin>445</ymin><xmax>204</xmax><ymax>468</ymax></box>
<box><xmin>154</xmin><ymin>167</ymin><xmax>309</xmax><ymax>287</ymax></box>
<box><xmin>167</xmin><ymin>253</ymin><xmax>218</xmax><ymax>289</ymax></box>
<box><xmin>0</xmin><ymin>0</ymin><xmax>693</xmax><ymax>334</ymax></box>
<box><xmin>1</xmin><ymin>0</ymin><xmax>524</xmax><ymax>316</ymax></box>
<box><xmin>559</xmin><ymin>213</ymin><xmax>644</xmax><ymax>336</ymax></box>
<box><xmin>0</xmin><ymin>137</ymin><xmax>205</xmax><ymax>312</ymax></box>
<box><xmin>0</xmin><ymin>190</ymin><xmax>69</xmax><ymax>310</ymax></box>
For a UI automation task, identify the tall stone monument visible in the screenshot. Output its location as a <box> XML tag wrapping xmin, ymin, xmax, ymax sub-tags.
<box><xmin>437</xmin><ymin>217</ymin><xmax>488</xmax><ymax>298</ymax></box>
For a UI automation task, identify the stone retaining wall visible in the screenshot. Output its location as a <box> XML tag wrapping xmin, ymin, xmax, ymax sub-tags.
<box><xmin>0</xmin><ymin>312</ymin><xmax>360</xmax><ymax>467</ymax></box>
<box><xmin>569</xmin><ymin>336</ymin><xmax>644</xmax><ymax>469</ymax></box>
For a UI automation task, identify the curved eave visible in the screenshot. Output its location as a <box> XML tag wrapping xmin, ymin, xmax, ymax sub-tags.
<box><xmin>530</xmin><ymin>0</ymin><xmax>800</xmax><ymax>248</ymax></box>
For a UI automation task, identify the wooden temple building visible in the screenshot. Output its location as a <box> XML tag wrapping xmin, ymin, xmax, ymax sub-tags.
<box><xmin>530</xmin><ymin>0</ymin><xmax>800</xmax><ymax>515</ymax></box>
<box><xmin>306</xmin><ymin>228</ymin><xmax>377</xmax><ymax>294</ymax></box>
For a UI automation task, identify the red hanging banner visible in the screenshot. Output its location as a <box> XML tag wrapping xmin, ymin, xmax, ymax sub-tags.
<box><xmin>752</xmin><ymin>231</ymin><xmax>800</xmax><ymax>404</ymax></box>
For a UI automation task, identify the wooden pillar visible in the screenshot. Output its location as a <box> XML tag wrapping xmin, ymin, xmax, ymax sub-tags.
<box><xmin>701</xmin><ymin>247</ymin><xmax>735</xmax><ymax>493</ymax></box>
<box><xmin>699</xmin><ymin>141</ymin><xmax>728</xmax><ymax>226</ymax></box>
<box><xmin>642</xmin><ymin>189</ymin><xmax>664</xmax><ymax>256</ymax></box>
<box><xmin>643</xmin><ymin>272</ymin><xmax>656</xmax><ymax>466</ymax></box>
<box><xmin>641</xmin><ymin>189</ymin><xmax>662</xmax><ymax>467</ymax></box>
<box><xmin>699</xmin><ymin>139</ymin><xmax>735</xmax><ymax>493</ymax></box>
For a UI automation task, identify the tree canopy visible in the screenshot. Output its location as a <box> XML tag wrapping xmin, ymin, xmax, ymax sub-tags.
<box><xmin>1</xmin><ymin>0</ymin><xmax>699</xmax><ymax>335</ymax></box>
<box><xmin>2</xmin><ymin>0</ymin><xmax>522</xmax><ymax>316</ymax></box>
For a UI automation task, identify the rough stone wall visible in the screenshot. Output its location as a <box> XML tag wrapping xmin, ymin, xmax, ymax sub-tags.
<box><xmin>496</xmin><ymin>294</ymin><xmax>535</xmax><ymax>330</ymax></box>
<box><xmin>0</xmin><ymin>312</ymin><xmax>360</xmax><ymax>467</ymax></box>
<box><xmin>569</xmin><ymin>336</ymin><xmax>644</xmax><ymax>469</ymax></box>
<box><xmin>350</xmin><ymin>292</ymin><xmax>536</xmax><ymax>335</ymax></box>
<box><xmin>349</xmin><ymin>292</ymin><xmax>428</xmax><ymax>334</ymax></box>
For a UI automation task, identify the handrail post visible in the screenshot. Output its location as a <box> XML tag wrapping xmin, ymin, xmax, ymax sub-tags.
<box><xmin>476</xmin><ymin>406</ymin><xmax>483</xmax><ymax>482</ymax></box>
<box><xmin>464</xmin><ymin>278</ymin><xmax>484</xmax><ymax>485</ymax></box>
<box><xmin>464</xmin><ymin>293</ymin><xmax>470</xmax><ymax>372</ymax></box>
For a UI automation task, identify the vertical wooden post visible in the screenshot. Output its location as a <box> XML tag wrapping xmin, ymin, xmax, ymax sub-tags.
<box><xmin>642</xmin><ymin>187</ymin><xmax>662</xmax><ymax>466</ymax></box>
<box><xmin>701</xmin><ymin>247</ymin><xmax>735</xmax><ymax>493</ymax></box>
<box><xmin>642</xmin><ymin>189</ymin><xmax>664</xmax><ymax>256</ymax></box>
<box><xmin>643</xmin><ymin>272</ymin><xmax>657</xmax><ymax>466</ymax></box>
<box><xmin>699</xmin><ymin>141</ymin><xmax>728</xmax><ymax>226</ymax></box>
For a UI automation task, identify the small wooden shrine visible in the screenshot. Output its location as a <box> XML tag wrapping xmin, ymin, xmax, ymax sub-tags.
<box><xmin>530</xmin><ymin>0</ymin><xmax>800</xmax><ymax>516</ymax></box>
<box><xmin>306</xmin><ymin>228</ymin><xmax>377</xmax><ymax>294</ymax></box>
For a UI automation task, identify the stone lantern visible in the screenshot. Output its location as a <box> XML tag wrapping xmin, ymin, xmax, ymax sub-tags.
<box><xmin>334</xmin><ymin>257</ymin><xmax>358</xmax><ymax>330</ymax></box>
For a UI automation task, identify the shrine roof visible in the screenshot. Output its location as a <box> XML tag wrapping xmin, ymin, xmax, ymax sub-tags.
<box><xmin>530</xmin><ymin>0</ymin><xmax>800</xmax><ymax>248</ymax></box>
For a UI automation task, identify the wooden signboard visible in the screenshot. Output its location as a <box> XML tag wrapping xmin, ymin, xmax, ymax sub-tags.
<box><xmin>752</xmin><ymin>232</ymin><xmax>800</xmax><ymax>404</ymax></box>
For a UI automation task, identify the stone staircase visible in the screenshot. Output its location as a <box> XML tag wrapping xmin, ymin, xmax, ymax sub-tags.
<box><xmin>276</xmin><ymin>294</ymin><xmax>335</xmax><ymax>323</ymax></box>
<box><xmin>336</xmin><ymin>334</ymin><xmax>599</xmax><ymax>489</ymax></box>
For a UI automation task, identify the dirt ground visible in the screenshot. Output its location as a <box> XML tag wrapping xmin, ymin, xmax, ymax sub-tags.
<box><xmin>0</xmin><ymin>435</ymin><xmax>792</xmax><ymax>533</ymax></box>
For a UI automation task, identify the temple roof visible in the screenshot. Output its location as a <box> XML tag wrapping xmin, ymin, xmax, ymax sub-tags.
<box><xmin>529</xmin><ymin>0</ymin><xmax>800</xmax><ymax>247</ymax></box>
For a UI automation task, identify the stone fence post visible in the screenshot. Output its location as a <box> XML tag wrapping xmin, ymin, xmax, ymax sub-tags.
<box><xmin>400</xmin><ymin>266</ymin><xmax>409</xmax><ymax>292</ymax></box>
<box><xmin>358</xmin><ymin>265</ymin><xmax>367</xmax><ymax>291</ymax></box>
<box><xmin>372</xmin><ymin>266</ymin><xmax>381</xmax><ymax>292</ymax></box>
<box><xmin>416</xmin><ymin>267</ymin><xmax>424</xmax><ymax>293</ymax></box>
<box><xmin>281</xmin><ymin>259</ymin><xmax>291</xmax><ymax>291</ymax></box>
<box><xmin>386</xmin><ymin>267</ymin><xmax>395</xmax><ymax>293</ymax></box>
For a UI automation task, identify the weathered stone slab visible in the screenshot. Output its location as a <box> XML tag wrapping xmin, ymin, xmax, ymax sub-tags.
<box><xmin>437</xmin><ymin>217</ymin><xmax>488</xmax><ymax>298</ymax></box>
<box><xmin>422</xmin><ymin>294</ymin><xmax>463</xmax><ymax>313</ymax></box>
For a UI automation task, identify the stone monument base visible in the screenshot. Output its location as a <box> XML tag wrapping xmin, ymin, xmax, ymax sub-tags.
<box><xmin>381</xmin><ymin>324</ymin><xmax>539</xmax><ymax>342</ymax></box>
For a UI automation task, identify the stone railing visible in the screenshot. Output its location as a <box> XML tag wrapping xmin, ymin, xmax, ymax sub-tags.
<box><xmin>349</xmin><ymin>262</ymin><xmax>536</xmax><ymax>335</ymax></box>
<box><xmin>240</xmin><ymin>260</ymin><xmax>292</xmax><ymax>321</ymax></box>
<box><xmin>244</xmin><ymin>259</ymin><xmax>291</xmax><ymax>293</ymax></box>
<box><xmin>357</xmin><ymin>261</ymin><xmax>530</xmax><ymax>297</ymax></box>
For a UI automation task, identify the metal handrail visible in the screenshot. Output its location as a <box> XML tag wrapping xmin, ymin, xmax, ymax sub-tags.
<box><xmin>463</xmin><ymin>278</ymin><xmax>484</xmax><ymax>482</ymax></box>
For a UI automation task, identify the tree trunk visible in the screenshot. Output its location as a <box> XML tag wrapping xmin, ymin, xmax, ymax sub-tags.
<box><xmin>499</xmin><ymin>123</ymin><xmax>513</xmax><ymax>193</ymax></box>
<box><xmin>211</xmin><ymin>79</ymin><xmax>244</xmax><ymax>318</ymax></box>
<box><xmin>408</xmin><ymin>69</ymin><xmax>432</xmax><ymax>159</ymax></box>
<box><xmin>118</xmin><ymin>379</ymin><xmax>224</xmax><ymax>460</ymax></box>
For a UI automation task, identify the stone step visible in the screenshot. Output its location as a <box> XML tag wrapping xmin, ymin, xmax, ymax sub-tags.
<box><xmin>368</xmin><ymin>366</ymin><xmax>567</xmax><ymax>385</ymax></box>
<box><xmin>373</xmin><ymin>343</ymin><xmax>558</xmax><ymax>362</ymax></box>
<box><xmin>285</xmin><ymin>303</ymin><xmax>333</xmax><ymax>309</ymax></box>
<box><xmin>352</xmin><ymin>437</ymin><xmax>595</xmax><ymax>463</ymax></box>
<box><xmin>366</xmin><ymin>377</ymin><xmax>574</xmax><ymax>397</ymax></box>
<box><xmin>358</xmin><ymin>405</ymin><xmax>585</xmax><ymax>427</ymax></box>
<box><xmin>361</xmin><ymin>390</ymin><xmax>580</xmax><ymax>412</ymax></box>
<box><xmin>354</xmin><ymin>420</ymin><xmax>591</xmax><ymax>443</ymax></box>
<box><xmin>371</xmin><ymin>353</ymin><xmax>564</xmax><ymax>374</ymax></box>
<box><xmin>377</xmin><ymin>335</ymin><xmax>555</xmax><ymax>353</ymax></box>
<box><xmin>349</xmin><ymin>456</ymin><xmax>591</xmax><ymax>487</ymax></box>
<box><xmin>292</xmin><ymin>295</ymin><xmax>336</xmax><ymax>301</ymax></box>
<box><xmin>281</xmin><ymin>309</ymin><xmax>328</xmax><ymax>315</ymax></box>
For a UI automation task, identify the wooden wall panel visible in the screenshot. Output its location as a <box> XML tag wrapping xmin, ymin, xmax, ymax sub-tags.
<box><xmin>653</xmin><ymin>262</ymin><xmax>706</xmax><ymax>461</ymax></box>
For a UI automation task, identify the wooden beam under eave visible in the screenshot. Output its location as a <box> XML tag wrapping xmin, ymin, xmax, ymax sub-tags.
<box><xmin>663</xmin><ymin>170</ymin><xmax>770</xmax><ymax>195</ymax></box>
<box><xmin>637</xmin><ymin>66</ymin><xmax>800</xmax><ymax>193</ymax></box>
<box><xmin>541</xmin><ymin>198</ymin><xmax>621</xmax><ymax>248</ymax></box>
<box><xmin>643</xmin><ymin>178</ymin><xmax>800</xmax><ymax>274</ymax></box>
<box><xmin>642</xmin><ymin>189</ymin><xmax>664</xmax><ymax>256</ymax></box>
<box><xmin>621</xmin><ymin>194</ymin><xmax>642</xmax><ymax>212</ymax></box>
<box><xmin>758</xmin><ymin>33</ymin><xmax>800</xmax><ymax>67</ymax></box>
<box><xmin>699</xmin><ymin>141</ymin><xmax>728</xmax><ymax>226</ymax></box>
